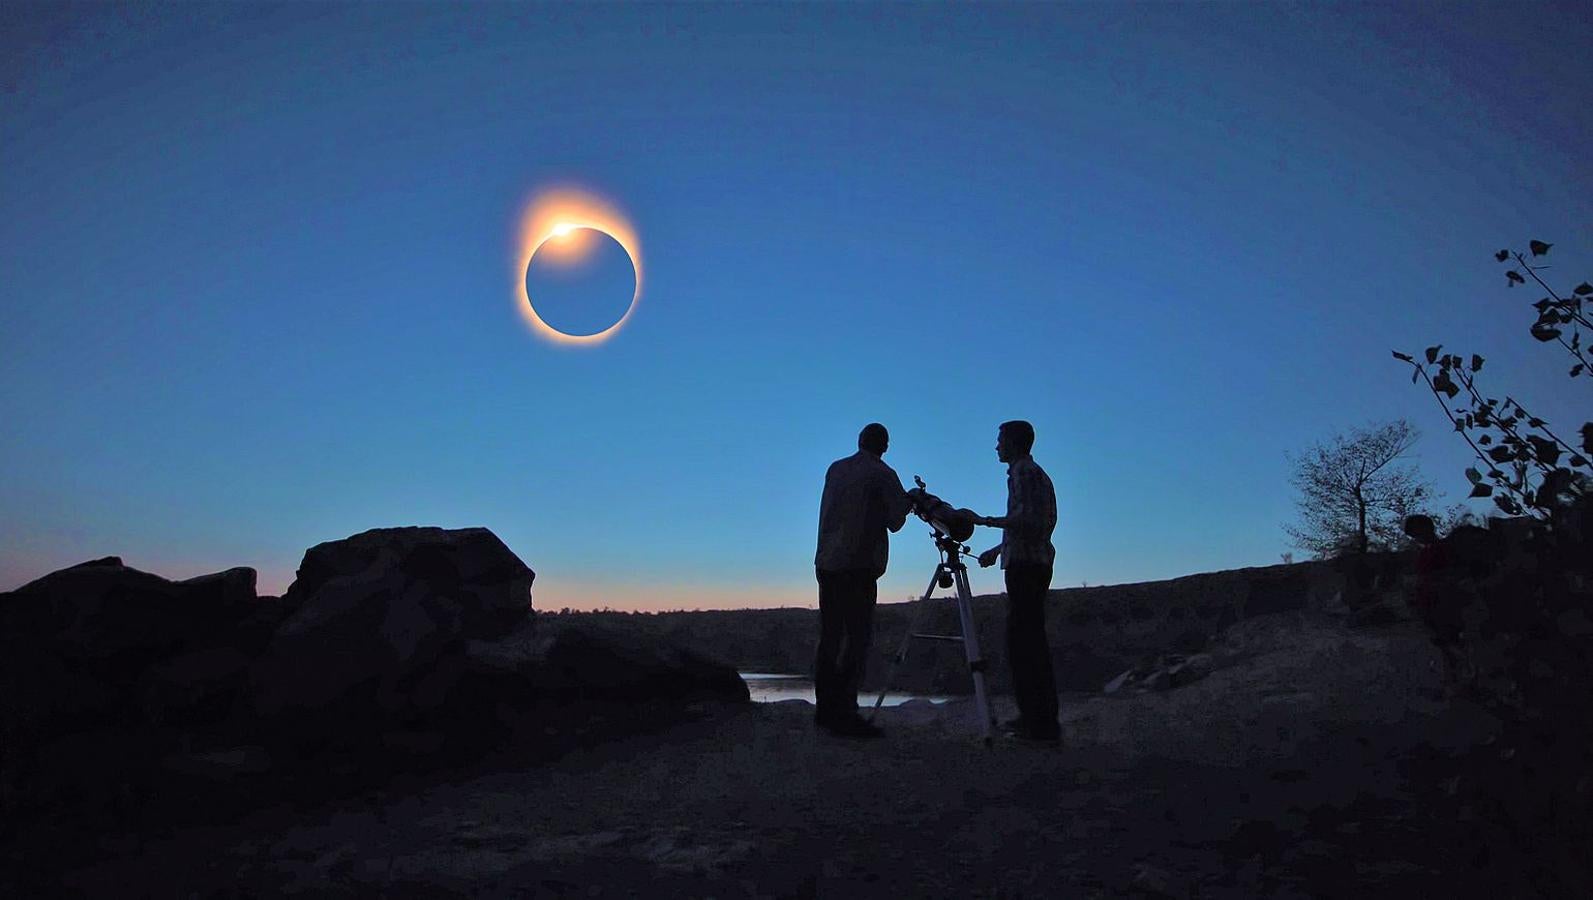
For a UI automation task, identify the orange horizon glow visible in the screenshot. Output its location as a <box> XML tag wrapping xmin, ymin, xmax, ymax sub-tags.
<box><xmin>259</xmin><ymin>572</ymin><xmax>811</xmax><ymax>612</ymax></box>
<box><xmin>532</xmin><ymin>581</ymin><xmax>817</xmax><ymax>613</ymax></box>
<box><xmin>513</xmin><ymin>187</ymin><xmax>643</xmax><ymax>346</ymax></box>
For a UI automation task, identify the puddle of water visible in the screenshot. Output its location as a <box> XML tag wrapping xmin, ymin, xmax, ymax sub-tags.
<box><xmin>740</xmin><ymin>672</ymin><xmax>951</xmax><ymax>706</ymax></box>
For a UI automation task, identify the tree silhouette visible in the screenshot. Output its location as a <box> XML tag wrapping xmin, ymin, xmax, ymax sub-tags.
<box><xmin>1286</xmin><ymin>419</ymin><xmax>1435</xmax><ymax>557</ymax></box>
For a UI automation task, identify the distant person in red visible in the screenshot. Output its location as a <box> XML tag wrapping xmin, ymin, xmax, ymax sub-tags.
<box><xmin>973</xmin><ymin>420</ymin><xmax>1061</xmax><ymax>743</ymax></box>
<box><xmin>1403</xmin><ymin>514</ymin><xmax>1467</xmax><ymax>689</ymax></box>
<box><xmin>813</xmin><ymin>423</ymin><xmax>913</xmax><ymax>738</ymax></box>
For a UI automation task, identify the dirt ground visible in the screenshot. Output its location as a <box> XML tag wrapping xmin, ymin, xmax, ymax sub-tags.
<box><xmin>11</xmin><ymin>613</ymin><xmax>1531</xmax><ymax>898</ymax></box>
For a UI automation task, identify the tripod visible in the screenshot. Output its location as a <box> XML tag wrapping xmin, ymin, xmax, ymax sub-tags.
<box><xmin>868</xmin><ymin>527</ymin><xmax>996</xmax><ymax>744</ymax></box>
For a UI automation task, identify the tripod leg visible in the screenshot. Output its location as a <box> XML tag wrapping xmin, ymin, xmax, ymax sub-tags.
<box><xmin>953</xmin><ymin>566</ymin><xmax>995</xmax><ymax>744</ymax></box>
<box><xmin>868</xmin><ymin>566</ymin><xmax>943</xmax><ymax>723</ymax></box>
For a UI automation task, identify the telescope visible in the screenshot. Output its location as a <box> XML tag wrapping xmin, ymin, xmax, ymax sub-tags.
<box><xmin>875</xmin><ymin>475</ymin><xmax>996</xmax><ymax>742</ymax></box>
<box><xmin>907</xmin><ymin>475</ymin><xmax>978</xmax><ymax>543</ymax></box>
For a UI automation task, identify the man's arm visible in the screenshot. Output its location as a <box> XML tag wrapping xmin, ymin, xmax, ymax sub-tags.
<box><xmin>884</xmin><ymin>469</ymin><xmax>912</xmax><ymax>533</ymax></box>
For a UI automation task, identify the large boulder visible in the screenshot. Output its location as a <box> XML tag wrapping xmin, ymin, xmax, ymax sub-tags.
<box><xmin>427</xmin><ymin>619</ymin><xmax>750</xmax><ymax>741</ymax></box>
<box><xmin>0</xmin><ymin>559</ymin><xmax>264</xmax><ymax>806</ymax></box>
<box><xmin>0</xmin><ymin>558</ymin><xmax>257</xmax><ymax>664</ymax></box>
<box><xmin>250</xmin><ymin>527</ymin><xmax>535</xmax><ymax>721</ymax></box>
<box><xmin>0</xmin><ymin>559</ymin><xmax>260</xmax><ymax>734</ymax></box>
<box><xmin>513</xmin><ymin>622</ymin><xmax>750</xmax><ymax>706</ymax></box>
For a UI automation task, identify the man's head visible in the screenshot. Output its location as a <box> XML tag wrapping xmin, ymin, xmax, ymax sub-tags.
<box><xmin>1403</xmin><ymin>514</ymin><xmax>1437</xmax><ymax>546</ymax></box>
<box><xmin>858</xmin><ymin>422</ymin><xmax>890</xmax><ymax>456</ymax></box>
<box><xmin>996</xmin><ymin>420</ymin><xmax>1035</xmax><ymax>463</ymax></box>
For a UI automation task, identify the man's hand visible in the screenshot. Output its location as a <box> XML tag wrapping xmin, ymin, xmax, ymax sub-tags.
<box><xmin>978</xmin><ymin>547</ymin><xmax>1001</xmax><ymax>568</ymax></box>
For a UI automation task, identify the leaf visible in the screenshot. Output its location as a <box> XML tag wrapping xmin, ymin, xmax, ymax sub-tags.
<box><xmin>1469</xmin><ymin>483</ymin><xmax>1494</xmax><ymax>498</ymax></box>
<box><xmin>1507</xmin><ymin>271</ymin><xmax>1526</xmax><ymax>286</ymax></box>
<box><xmin>1411</xmin><ymin>368</ymin><xmax>1420</xmax><ymax>384</ymax></box>
<box><xmin>1575</xmin><ymin>282</ymin><xmax>1593</xmax><ymax>296</ymax></box>
<box><xmin>1529</xmin><ymin>239</ymin><xmax>1552</xmax><ymax>256</ymax></box>
<box><xmin>1493</xmin><ymin>494</ymin><xmax>1521</xmax><ymax>516</ymax></box>
<box><xmin>1534</xmin><ymin>298</ymin><xmax>1553</xmax><ymax>312</ymax></box>
<box><xmin>1432</xmin><ymin>369</ymin><xmax>1460</xmax><ymax>399</ymax></box>
<box><xmin>1424</xmin><ymin>345</ymin><xmax>1442</xmax><ymax>364</ymax></box>
<box><xmin>1465</xmin><ymin>467</ymin><xmax>1482</xmax><ymax>484</ymax></box>
<box><xmin>1487</xmin><ymin>445</ymin><xmax>1515</xmax><ymax>463</ymax></box>
<box><xmin>1531</xmin><ymin>322</ymin><xmax>1562</xmax><ymax>342</ymax></box>
<box><xmin>1495</xmin><ymin>249</ymin><xmax>1511</xmax><ymax>262</ymax></box>
<box><xmin>1571</xmin><ymin>455</ymin><xmax>1589</xmax><ymax>468</ymax></box>
<box><xmin>1391</xmin><ymin>350</ymin><xmax>1414</xmax><ymax>363</ymax></box>
<box><xmin>1487</xmin><ymin>468</ymin><xmax>1503</xmax><ymax>479</ymax></box>
<box><xmin>1528</xmin><ymin>436</ymin><xmax>1561</xmax><ymax>466</ymax></box>
<box><xmin>1479</xmin><ymin>435</ymin><xmax>1492</xmax><ymax>446</ymax></box>
<box><xmin>1581</xmin><ymin>422</ymin><xmax>1593</xmax><ymax>456</ymax></box>
<box><xmin>1573</xmin><ymin>365</ymin><xmax>1586</xmax><ymax>377</ymax></box>
<box><xmin>1471</xmin><ymin>354</ymin><xmax>1484</xmax><ymax>372</ymax></box>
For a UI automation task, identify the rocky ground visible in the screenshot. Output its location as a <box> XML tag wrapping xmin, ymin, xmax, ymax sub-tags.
<box><xmin>7</xmin><ymin>610</ymin><xmax>1544</xmax><ymax>898</ymax></box>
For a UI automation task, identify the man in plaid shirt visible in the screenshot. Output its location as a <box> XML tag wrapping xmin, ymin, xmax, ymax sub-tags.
<box><xmin>974</xmin><ymin>420</ymin><xmax>1060</xmax><ymax>743</ymax></box>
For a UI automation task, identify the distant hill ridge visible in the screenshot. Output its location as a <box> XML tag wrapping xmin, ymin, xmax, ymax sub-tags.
<box><xmin>547</xmin><ymin>558</ymin><xmax>1345</xmax><ymax>693</ymax></box>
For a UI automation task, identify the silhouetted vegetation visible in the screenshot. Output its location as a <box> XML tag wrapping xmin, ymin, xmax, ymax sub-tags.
<box><xmin>1285</xmin><ymin>419</ymin><xmax>1439</xmax><ymax>557</ymax></box>
<box><xmin>1393</xmin><ymin>239</ymin><xmax>1592</xmax><ymax>519</ymax></box>
<box><xmin>1387</xmin><ymin>238</ymin><xmax>1593</xmax><ymax>895</ymax></box>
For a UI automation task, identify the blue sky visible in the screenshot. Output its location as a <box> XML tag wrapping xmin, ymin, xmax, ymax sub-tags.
<box><xmin>3</xmin><ymin>2</ymin><xmax>1589</xmax><ymax>608</ymax></box>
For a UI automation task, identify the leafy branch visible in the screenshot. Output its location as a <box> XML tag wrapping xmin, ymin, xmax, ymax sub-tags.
<box><xmin>1497</xmin><ymin>240</ymin><xmax>1593</xmax><ymax>380</ymax></box>
<box><xmin>1393</xmin><ymin>239</ymin><xmax>1593</xmax><ymax>521</ymax></box>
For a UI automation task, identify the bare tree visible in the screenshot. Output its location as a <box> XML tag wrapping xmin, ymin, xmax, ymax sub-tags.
<box><xmin>1286</xmin><ymin>419</ymin><xmax>1437</xmax><ymax>557</ymax></box>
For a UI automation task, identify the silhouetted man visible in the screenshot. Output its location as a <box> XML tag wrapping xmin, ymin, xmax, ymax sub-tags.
<box><xmin>973</xmin><ymin>420</ymin><xmax>1060</xmax><ymax>743</ymax></box>
<box><xmin>1403</xmin><ymin>514</ymin><xmax>1469</xmax><ymax>692</ymax></box>
<box><xmin>814</xmin><ymin>422</ymin><xmax>912</xmax><ymax>738</ymax></box>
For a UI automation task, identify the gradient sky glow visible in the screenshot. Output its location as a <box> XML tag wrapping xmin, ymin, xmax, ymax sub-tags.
<box><xmin>3</xmin><ymin>3</ymin><xmax>1590</xmax><ymax>610</ymax></box>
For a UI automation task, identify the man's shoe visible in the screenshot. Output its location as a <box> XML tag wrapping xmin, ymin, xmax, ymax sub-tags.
<box><xmin>826</xmin><ymin>715</ymin><xmax>884</xmax><ymax>739</ymax></box>
<box><xmin>1002</xmin><ymin>722</ymin><xmax>1061</xmax><ymax>744</ymax></box>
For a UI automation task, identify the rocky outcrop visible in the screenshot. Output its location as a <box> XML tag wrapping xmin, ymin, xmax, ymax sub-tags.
<box><xmin>0</xmin><ymin>557</ymin><xmax>257</xmax><ymax>664</ymax></box>
<box><xmin>0</xmin><ymin>558</ymin><xmax>263</xmax><ymax>739</ymax></box>
<box><xmin>2</xmin><ymin>526</ymin><xmax>748</xmax><ymax>827</ymax></box>
<box><xmin>250</xmin><ymin>526</ymin><xmax>536</xmax><ymax>722</ymax></box>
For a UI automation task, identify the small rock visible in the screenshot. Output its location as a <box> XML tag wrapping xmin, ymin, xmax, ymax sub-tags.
<box><xmin>1130</xmin><ymin>862</ymin><xmax>1180</xmax><ymax>898</ymax></box>
<box><xmin>1103</xmin><ymin>669</ymin><xmax>1134</xmax><ymax>694</ymax></box>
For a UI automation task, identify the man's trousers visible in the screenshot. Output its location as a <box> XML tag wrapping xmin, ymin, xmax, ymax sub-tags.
<box><xmin>1005</xmin><ymin>563</ymin><xmax>1059</xmax><ymax>732</ymax></box>
<box><xmin>814</xmin><ymin>568</ymin><xmax>879</xmax><ymax>721</ymax></box>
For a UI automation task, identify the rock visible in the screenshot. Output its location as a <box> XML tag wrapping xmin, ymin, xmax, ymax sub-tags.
<box><xmin>162</xmin><ymin>745</ymin><xmax>272</xmax><ymax>779</ymax></box>
<box><xmin>1</xmin><ymin>558</ymin><xmax>258</xmax><ymax>663</ymax></box>
<box><xmin>1103</xmin><ymin>668</ymin><xmax>1135</xmax><ymax>694</ymax></box>
<box><xmin>250</xmin><ymin>526</ymin><xmax>535</xmax><ymax>720</ymax></box>
<box><xmin>0</xmin><ymin>559</ymin><xmax>261</xmax><ymax>747</ymax></box>
<box><xmin>381</xmin><ymin>730</ymin><xmax>446</xmax><ymax>754</ymax></box>
<box><xmin>1139</xmin><ymin>668</ymin><xmax>1171</xmax><ymax>692</ymax></box>
<box><xmin>1556</xmin><ymin>609</ymin><xmax>1593</xmax><ymax>638</ymax></box>
<box><xmin>530</xmin><ymin>624</ymin><xmax>751</xmax><ymax>705</ymax></box>
<box><xmin>1166</xmin><ymin>653</ymin><xmax>1214</xmax><ymax>688</ymax></box>
<box><xmin>1348</xmin><ymin>601</ymin><xmax>1404</xmax><ymax>629</ymax></box>
<box><xmin>282</xmin><ymin>526</ymin><xmax>533</xmax><ymax>631</ymax></box>
<box><xmin>1130</xmin><ymin>861</ymin><xmax>1182</xmax><ymax>898</ymax></box>
<box><xmin>140</xmin><ymin>646</ymin><xmax>253</xmax><ymax>726</ymax></box>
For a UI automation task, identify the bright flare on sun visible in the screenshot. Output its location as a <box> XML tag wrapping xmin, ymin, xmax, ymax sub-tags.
<box><xmin>514</xmin><ymin>188</ymin><xmax>642</xmax><ymax>346</ymax></box>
